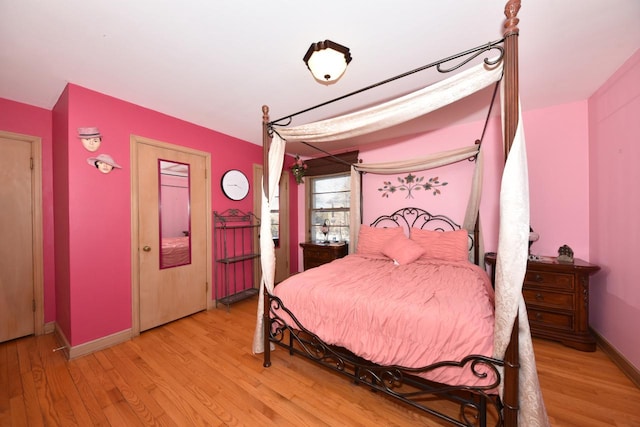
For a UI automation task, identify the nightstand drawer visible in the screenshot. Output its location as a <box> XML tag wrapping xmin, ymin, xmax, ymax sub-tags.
<box><xmin>485</xmin><ymin>253</ymin><xmax>600</xmax><ymax>351</ymax></box>
<box><xmin>527</xmin><ymin>308</ymin><xmax>573</xmax><ymax>331</ymax></box>
<box><xmin>523</xmin><ymin>288</ymin><xmax>574</xmax><ymax>310</ymax></box>
<box><xmin>524</xmin><ymin>270</ymin><xmax>574</xmax><ymax>290</ymax></box>
<box><xmin>300</xmin><ymin>242</ymin><xmax>348</xmax><ymax>271</ymax></box>
<box><xmin>304</xmin><ymin>248</ymin><xmax>335</xmax><ymax>262</ymax></box>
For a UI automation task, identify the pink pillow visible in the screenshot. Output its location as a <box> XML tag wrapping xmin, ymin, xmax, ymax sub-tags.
<box><xmin>409</xmin><ymin>228</ymin><xmax>469</xmax><ymax>262</ymax></box>
<box><xmin>381</xmin><ymin>233</ymin><xmax>425</xmax><ymax>265</ymax></box>
<box><xmin>356</xmin><ymin>225</ymin><xmax>404</xmax><ymax>255</ymax></box>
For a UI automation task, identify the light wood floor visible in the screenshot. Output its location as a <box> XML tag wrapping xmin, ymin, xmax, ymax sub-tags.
<box><xmin>1</xmin><ymin>296</ymin><xmax>639</xmax><ymax>426</ymax></box>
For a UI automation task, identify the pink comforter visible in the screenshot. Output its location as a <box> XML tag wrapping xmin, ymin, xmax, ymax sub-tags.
<box><xmin>272</xmin><ymin>253</ymin><xmax>496</xmax><ymax>386</ymax></box>
<box><xmin>161</xmin><ymin>237</ymin><xmax>190</xmax><ymax>266</ymax></box>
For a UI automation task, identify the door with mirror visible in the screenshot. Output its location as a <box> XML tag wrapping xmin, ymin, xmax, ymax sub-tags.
<box><xmin>133</xmin><ymin>138</ymin><xmax>210</xmax><ymax>332</ymax></box>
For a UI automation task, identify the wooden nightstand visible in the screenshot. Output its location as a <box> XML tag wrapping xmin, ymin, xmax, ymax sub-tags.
<box><xmin>485</xmin><ymin>253</ymin><xmax>600</xmax><ymax>352</ymax></box>
<box><xmin>300</xmin><ymin>242</ymin><xmax>348</xmax><ymax>271</ymax></box>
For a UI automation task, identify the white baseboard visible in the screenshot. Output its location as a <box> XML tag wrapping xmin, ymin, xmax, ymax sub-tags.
<box><xmin>53</xmin><ymin>324</ymin><xmax>132</xmax><ymax>360</ymax></box>
<box><xmin>43</xmin><ymin>321</ymin><xmax>55</xmax><ymax>334</ymax></box>
<box><xmin>593</xmin><ymin>329</ymin><xmax>640</xmax><ymax>389</ymax></box>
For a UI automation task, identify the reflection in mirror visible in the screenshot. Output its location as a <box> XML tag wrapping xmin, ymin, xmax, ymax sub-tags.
<box><xmin>159</xmin><ymin>159</ymin><xmax>191</xmax><ymax>269</ymax></box>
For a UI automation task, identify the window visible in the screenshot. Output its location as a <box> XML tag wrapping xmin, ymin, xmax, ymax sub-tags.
<box><xmin>308</xmin><ymin>173</ymin><xmax>350</xmax><ymax>243</ymax></box>
<box><xmin>270</xmin><ymin>185</ymin><xmax>280</xmax><ymax>247</ymax></box>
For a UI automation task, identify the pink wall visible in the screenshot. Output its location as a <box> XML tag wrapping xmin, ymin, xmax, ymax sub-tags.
<box><xmin>362</xmin><ymin>102</ymin><xmax>591</xmax><ymax>258</ymax></box>
<box><xmin>588</xmin><ymin>49</ymin><xmax>640</xmax><ymax>370</ymax></box>
<box><xmin>0</xmin><ymin>98</ymin><xmax>56</xmax><ymax>324</ymax></box>
<box><xmin>524</xmin><ymin>101</ymin><xmax>591</xmax><ymax>258</ymax></box>
<box><xmin>52</xmin><ymin>87</ymin><xmax>72</xmax><ymax>338</ymax></box>
<box><xmin>59</xmin><ymin>84</ymin><xmax>270</xmax><ymax>345</ymax></box>
<box><xmin>295</xmin><ymin>100</ymin><xmax>592</xmax><ymax>269</ymax></box>
<box><xmin>358</xmin><ymin>119</ymin><xmax>503</xmax><ymax>250</ymax></box>
<box><xmin>2</xmin><ymin>86</ymin><xmax>299</xmax><ymax>348</ymax></box>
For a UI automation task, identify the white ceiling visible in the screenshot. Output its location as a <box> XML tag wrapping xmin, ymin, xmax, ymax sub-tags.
<box><xmin>1</xmin><ymin>1</ymin><xmax>639</xmax><ymax>156</ymax></box>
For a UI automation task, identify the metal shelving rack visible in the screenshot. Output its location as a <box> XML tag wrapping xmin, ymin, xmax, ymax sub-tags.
<box><xmin>213</xmin><ymin>209</ymin><xmax>260</xmax><ymax>310</ymax></box>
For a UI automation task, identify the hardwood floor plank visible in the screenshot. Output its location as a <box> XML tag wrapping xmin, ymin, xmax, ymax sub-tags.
<box><xmin>125</xmin><ymin>336</ymin><xmax>229</xmax><ymax>426</ymax></box>
<box><xmin>73</xmin><ymin>354</ymin><xmax>121</xmax><ymax>409</ymax></box>
<box><xmin>66</xmin><ymin>358</ymin><xmax>111</xmax><ymax>426</ymax></box>
<box><xmin>18</xmin><ymin>372</ymin><xmax>44</xmax><ymax>427</ymax></box>
<box><xmin>0</xmin><ymin>341</ymin><xmax>10</xmax><ymax>420</ymax></box>
<box><xmin>35</xmin><ymin>337</ymin><xmax>95</xmax><ymax>427</ymax></box>
<box><xmin>5</xmin><ymin>341</ymin><xmax>23</xmax><ymax>400</ymax></box>
<box><xmin>1</xmin><ymin>295</ymin><xmax>639</xmax><ymax>426</ymax></box>
<box><xmin>14</xmin><ymin>336</ymin><xmax>34</xmax><ymax>376</ymax></box>
<box><xmin>8</xmin><ymin>395</ymin><xmax>27</xmax><ymax>427</ymax></box>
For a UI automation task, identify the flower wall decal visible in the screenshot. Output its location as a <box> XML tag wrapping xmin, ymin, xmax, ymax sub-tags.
<box><xmin>378</xmin><ymin>173</ymin><xmax>447</xmax><ymax>199</ymax></box>
<box><xmin>290</xmin><ymin>155</ymin><xmax>308</xmax><ymax>184</ymax></box>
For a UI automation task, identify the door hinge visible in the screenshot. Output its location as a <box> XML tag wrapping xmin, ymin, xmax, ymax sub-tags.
<box><xmin>32</xmin><ymin>299</ymin><xmax>36</xmax><ymax>312</ymax></box>
<box><xmin>206</xmin><ymin>281</ymin><xmax>209</xmax><ymax>291</ymax></box>
<box><xmin>30</xmin><ymin>157</ymin><xmax>34</xmax><ymax>170</ymax></box>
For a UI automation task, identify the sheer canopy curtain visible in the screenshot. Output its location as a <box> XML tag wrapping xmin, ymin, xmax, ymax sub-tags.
<box><xmin>253</xmin><ymin>60</ymin><xmax>502</xmax><ymax>354</ymax></box>
<box><xmin>251</xmin><ymin>57</ymin><xmax>546</xmax><ymax>424</ymax></box>
<box><xmin>494</xmin><ymin>101</ymin><xmax>549</xmax><ymax>426</ymax></box>
<box><xmin>349</xmin><ymin>144</ymin><xmax>484</xmax><ymax>263</ymax></box>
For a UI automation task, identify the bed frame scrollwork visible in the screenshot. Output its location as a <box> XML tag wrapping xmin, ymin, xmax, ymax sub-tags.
<box><xmin>267</xmin><ymin>294</ymin><xmax>506</xmax><ymax>427</ymax></box>
<box><xmin>261</xmin><ymin>2</ymin><xmax>524</xmax><ymax>425</ymax></box>
<box><xmin>265</xmin><ymin>207</ymin><xmax>507</xmax><ymax>426</ymax></box>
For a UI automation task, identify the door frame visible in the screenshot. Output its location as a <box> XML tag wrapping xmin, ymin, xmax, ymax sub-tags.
<box><xmin>130</xmin><ymin>135</ymin><xmax>212</xmax><ymax>336</ymax></box>
<box><xmin>0</xmin><ymin>130</ymin><xmax>44</xmax><ymax>337</ymax></box>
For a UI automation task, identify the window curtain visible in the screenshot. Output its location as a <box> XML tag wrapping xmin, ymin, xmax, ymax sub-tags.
<box><xmin>304</xmin><ymin>150</ymin><xmax>359</xmax><ymax>177</ymax></box>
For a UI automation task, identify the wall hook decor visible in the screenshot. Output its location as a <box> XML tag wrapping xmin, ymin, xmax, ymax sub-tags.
<box><xmin>378</xmin><ymin>173</ymin><xmax>447</xmax><ymax>199</ymax></box>
<box><xmin>87</xmin><ymin>153</ymin><xmax>122</xmax><ymax>174</ymax></box>
<box><xmin>77</xmin><ymin>127</ymin><xmax>102</xmax><ymax>152</ymax></box>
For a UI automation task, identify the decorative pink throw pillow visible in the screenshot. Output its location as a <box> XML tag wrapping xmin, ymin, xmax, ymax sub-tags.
<box><xmin>356</xmin><ymin>225</ymin><xmax>404</xmax><ymax>255</ymax></box>
<box><xmin>381</xmin><ymin>233</ymin><xmax>425</xmax><ymax>265</ymax></box>
<box><xmin>409</xmin><ymin>228</ymin><xmax>469</xmax><ymax>262</ymax></box>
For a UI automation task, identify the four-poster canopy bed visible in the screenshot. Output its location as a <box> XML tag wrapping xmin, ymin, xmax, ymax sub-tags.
<box><xmin>253</xmin><ymin>1</ymin><xmax>549</xmax><ymax>426</ymax></box>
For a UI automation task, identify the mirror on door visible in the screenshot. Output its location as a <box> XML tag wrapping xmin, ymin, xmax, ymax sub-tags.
<box><xmin>159</xmin><ymin>159</ymin><xmax>191</xmax><ymax>269</ymax></box>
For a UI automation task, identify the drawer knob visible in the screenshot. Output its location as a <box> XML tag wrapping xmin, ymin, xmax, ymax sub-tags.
<box><xmin>536</xmin><ymin>312</ymin><xmax>544</xmax><ymax>321</ymax></box>
<box><xmin>534</xmin><ymin>274</ymin><xmax>543</xmax><ymax>282</ymax></box>
<box><xmin>535</xmin><ymin>293</ymin><xmax>544</xmax><ymax>301</ymax></box>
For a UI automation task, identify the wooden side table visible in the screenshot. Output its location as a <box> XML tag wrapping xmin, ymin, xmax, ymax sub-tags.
<box><xmin>485</xmin><ymin>253</ymin><xmax>600</xmax><ymax>351</ymax></box>
<box><xmin>300</xmin><ymin>242</ymin><xmax>348</xmax><ymax>271</ymax></box>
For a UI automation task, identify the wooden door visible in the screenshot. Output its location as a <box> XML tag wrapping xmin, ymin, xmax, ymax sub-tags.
<box><xmin>133</xmin><ymin>138</ymin><xmax>210</xmax><ymax>332</ymax></box>
<box><xmin>253</xmin><ymin>165</ymin><xmax>290</xmax><ymax>284</ymax></box>
<box><xmin>0</xmin><ymin>132</ymin><xmax>43</xmax><ymax>342</ymax></box>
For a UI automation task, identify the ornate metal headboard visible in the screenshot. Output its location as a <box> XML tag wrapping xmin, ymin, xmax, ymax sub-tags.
<box><xmin>370</xmin><ymin>207</ymin><xmax>474</xmax><ymax>252</ymax></box>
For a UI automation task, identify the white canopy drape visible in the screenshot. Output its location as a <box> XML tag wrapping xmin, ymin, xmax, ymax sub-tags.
<box><xmin>349</xmin><ymin>144</ymin><xmax>484</xmax><ymax>263</ymax></box>
<box><xmin>252</xmin><ymin>57</ymin><xmax>548</xmax><ymax>426</ymax></box>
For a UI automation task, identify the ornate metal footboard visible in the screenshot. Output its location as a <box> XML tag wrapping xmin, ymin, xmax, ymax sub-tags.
<box><xmin>266</xmin><ymin>293</ymin><xmax>506</xmax><ymax>427</ymax></box>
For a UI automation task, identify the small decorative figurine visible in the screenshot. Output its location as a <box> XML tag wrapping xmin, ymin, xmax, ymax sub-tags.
<box><xmin>529</xmin><ymin>226</ymin><xmax>539</xmax><ymax>254</ymax></box>
<box><xmin>87</xmin><ymin>153</ymin><xmax>122</xmax><ymax>174</ymax></box>
<box><xmin>557</xmin><ymin>244</ymin><xmax>574</xmax><ymax>263</ymax></box>
<box><xmin>321</xmin><ymin>219</ymin><xmax>330</xmax><ymax>243</ymax></box>
<box><xmin>77</xmin><ymin>127</ymin><xmax>102</xmax><ymax>152</ymax></box>
<box><xmin>290</xmin><ymin>155</ymin><xmax>308</xmax><ymax>184</ymax></box>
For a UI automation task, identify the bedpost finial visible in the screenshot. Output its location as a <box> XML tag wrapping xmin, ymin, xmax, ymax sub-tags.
<box><xmin>503</xmin><ymin>0</ymin><xmax>521</xmax><ymax>36</ymax></box>
<box><xmin>262</xmin><ymin>105</ymin><xmax>270</xmax><ymax>123</ymax></box>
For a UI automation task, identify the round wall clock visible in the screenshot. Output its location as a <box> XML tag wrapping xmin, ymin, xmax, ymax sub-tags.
<box><xmin>221</xmin><ymin>169</ymin><xmax>250</xmax><ymax>201</ymax></box>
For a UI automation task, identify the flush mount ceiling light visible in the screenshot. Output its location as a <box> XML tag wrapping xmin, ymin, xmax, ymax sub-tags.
<box><xmin>303</xmin><ymin>40</ymin><xmax>352</xmax><ymax>85</ymax></box>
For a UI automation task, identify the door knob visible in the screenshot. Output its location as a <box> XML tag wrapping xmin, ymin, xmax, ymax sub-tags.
<box><xmin>143</xmin><ymin>246</ymin><xmax>151</xmax><ymax>252</ymax></box>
